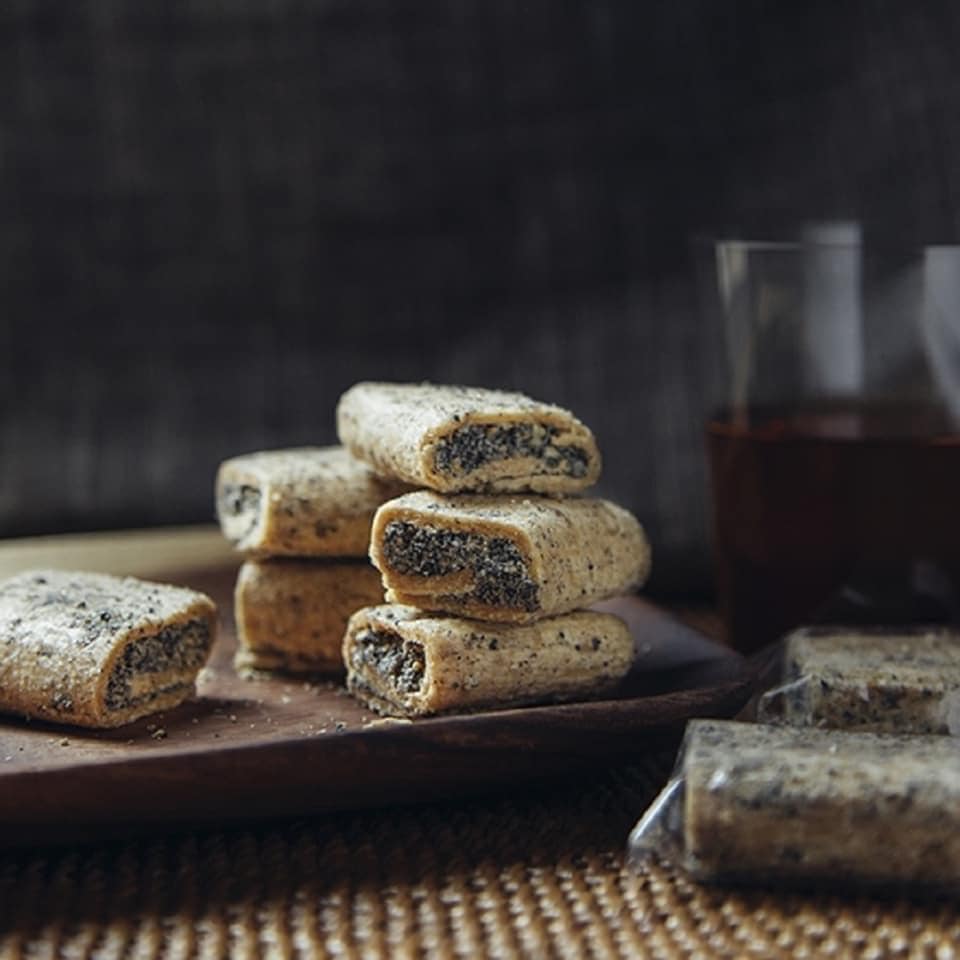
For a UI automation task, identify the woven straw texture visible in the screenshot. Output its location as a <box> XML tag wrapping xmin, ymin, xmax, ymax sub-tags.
<box><xmin>2</xmin><ymin>755</ymin><xmax>960</xmax><ymax>960</ymax></box>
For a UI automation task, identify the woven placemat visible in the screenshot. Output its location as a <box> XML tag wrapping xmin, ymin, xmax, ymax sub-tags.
<box><xmin>1</xmin><ymin>754</ymin><xmax>958</xmax><ymax>960</ymax></box>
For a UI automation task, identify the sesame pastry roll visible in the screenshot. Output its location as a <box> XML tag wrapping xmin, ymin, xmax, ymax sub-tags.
<box><xmin>216</xmin><ymin>446</ymin><xmax>411</xmax><ymax>558</ymax></box>
<box><xmin>757</xmin><ymin>626</ymin><xmax>960</xmax><ymax>734</ymax></box>
<box><xmin>369</xmin><ymin>491</ymin><xmax>650</xmax><ymax>623</ymax></box>
<box><xmin>0</xmin><ymin>570</ymin><xmax>216</xmax><ymax>729</ymax></box>
<box><xmin>336</xmin><ymin>381</ymin><xmax>602</xmax><ymax>494</ymax></box>
<box><xmin>343</xmin><ymin>604</ymin><xmax>633</xmax><ymax>717</ymax></box>
<box><xmin>234</xmin><ymin>558</ymin><xmax>384</xmax><ymax>677</ymax></box>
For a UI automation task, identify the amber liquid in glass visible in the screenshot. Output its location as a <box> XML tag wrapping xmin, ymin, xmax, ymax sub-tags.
<box><xmin>707</xmin><ymin>403</ymin><xmax>960</xmax><ymax>653</ymax></box>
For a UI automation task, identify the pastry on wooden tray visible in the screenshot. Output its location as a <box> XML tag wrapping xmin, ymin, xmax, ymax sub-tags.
<box><xmin>369</xmin><ymin>490</ymin><xmax>650</xmax><ymax>622</ymax></box>
<box><xmin>216</xmin><ymin>445</ymin><xmax>411</xmax><ymax>558</ymax></box>
<box><xmin>0</xmin><ymin>569</ymin><xmax>216</xmax><ymax>729</ymax></box>
<box><xmin>234</xmin><ymin>558</ymin><xmax>384</xmax><ymax>677</ymax></box>
<box><xmin>343</xmin><ymin>603</ymin><xmax>633</xmax><ymax>717</ymax></box>
<box><xmin>336</xmin><ymin>381</ymin><xmax>602</xmax><ymax>494</ymax></box>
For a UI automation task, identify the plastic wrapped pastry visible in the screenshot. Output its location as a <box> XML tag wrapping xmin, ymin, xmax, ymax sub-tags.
<box><xmin>756</xmin><ymin>626</ymin><xmax>960</xmax><ymax>734</ymax></box>
<box><xmin>628</xmin><ymin>719</ymin><xmax>960</xmax><ymax>891</ymax></box>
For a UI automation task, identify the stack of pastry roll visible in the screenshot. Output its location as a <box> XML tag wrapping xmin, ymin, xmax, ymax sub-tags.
<box><xmin>335</xmin><ymin>382</ymin><xmax>652</xmax><ymax>717</ymax></box>
<box><xmin>215</xmin><ymin>446</ymin><xmax>410</xmax><ymax>676</ymax></box>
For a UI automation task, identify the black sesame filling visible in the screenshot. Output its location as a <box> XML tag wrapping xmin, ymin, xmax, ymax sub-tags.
<box><xmin>105</xmin><ymin>620</ymin><xmax>211</xmax><ymax>711</ymax></box>
<box><xmin>218</xmin><ymin>483</ymin><xmax>262</xmax><ymax>538</ymax></box>
<box><xmin>433</xmin><ymin>422</ymin><xmax>589</xmax><ymax>478</ymax></box>
<box><xmin>351</xmin><ymin>629</ymin><xmax>426</xmax><ymax>694</ymax></box>
<box><xmin>382</xmin><ymin>521</ymin><xmax>539</xmax><ymax>611</ymax></box>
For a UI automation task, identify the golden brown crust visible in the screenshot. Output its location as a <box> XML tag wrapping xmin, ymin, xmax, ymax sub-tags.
<box><xmin>369</xmin><ymin>491</ymin><xmax>650</xmax><ymax>623</ymax></box>
<box><xmin>336</xmin><ymin>382</ymin><xmax>602</xmax><ymax>494</ymax></box>
<box><xmin>216</xmin><ymin>446</ymin><xmax>412</xmax><ymax>558</ymax></box>
<box><xmin>233</xmin><ymin>559</ymin><xmax>384</xmax><ymax>676</ymax></box>
<box><xmin>343</xmin><ymin>604</ymin><xmax>633</xmax><ymax>717</ymax></box>
<box><xmin>0</xmin><ymin>570</ymin><xmax>217</xmax><ymax>729</ymax></box>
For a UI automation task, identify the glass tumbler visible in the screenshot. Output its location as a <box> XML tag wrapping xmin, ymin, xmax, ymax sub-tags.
<box><xmin>701</xmin><ymin>226</ymin><xmax>960</xmax><ymax>653</ymax></box>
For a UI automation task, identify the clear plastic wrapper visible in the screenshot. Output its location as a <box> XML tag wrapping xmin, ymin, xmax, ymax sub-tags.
<box><xmin>628</xmin><ymin>719</ymin><xmax>960</xmax><ymax>892</ymax></box>
<box><xmin>753</xmin><ymin>625</ymin><xmax>960</xmax><ymax>734</ymax></box>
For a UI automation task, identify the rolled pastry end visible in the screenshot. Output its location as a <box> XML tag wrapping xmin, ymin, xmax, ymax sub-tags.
<box><xmin>344</xmin><ymin>619</ymin><xmax>429</xmax><ymax>716</ymax></box>
<box><xmin>100</xmin><ymin>612</ymin><xmax>215</xmax><ymax>726</ymax></box>
<box><xmin>422</xmin><ymin>416</ymin><xmax>601</xmax><ymax>493</ymax></box>
<box><xmin>343</xmin><ymin>604</ymin><xmax>633</xmax><ymax>717</ymax></box>
<box><xmin>377</xmin><ymin>515</ymin><xmax>541</xmax><ymax>619</ymax></box>
<box><xmin>216</xmin><ymin>474</ymin><xmax>265</xmax><ymax>550</ymax></box>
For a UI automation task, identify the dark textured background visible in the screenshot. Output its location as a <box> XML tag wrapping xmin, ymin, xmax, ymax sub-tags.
<box><xmin>2</xmin><ymin>1</ymin><xmax>960</xmax><ymax>595</ymax></box>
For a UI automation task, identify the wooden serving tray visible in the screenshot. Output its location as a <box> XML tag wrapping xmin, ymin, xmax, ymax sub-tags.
<box><xmin>0</xmin><ymin>528</ymin><xmax>750</xmax><ymax>847</ymax></box>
